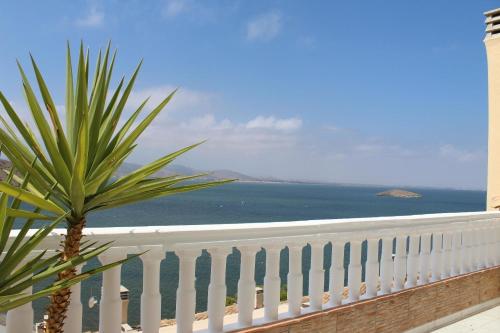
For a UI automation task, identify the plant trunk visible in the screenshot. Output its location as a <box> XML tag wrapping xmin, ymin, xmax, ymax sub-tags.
<box><xmin>45</xmin><ymin>217</ymin><xmax>86</xmax><ymax>333</ymax></box>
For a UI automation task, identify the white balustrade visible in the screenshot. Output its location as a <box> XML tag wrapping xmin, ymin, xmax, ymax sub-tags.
<box><xmin>405</xmin><ymin>234</ymin><xmax>419</xmax><ymax>288</ymax></box>
<box><xmin>419</xmin><ymin>233</ymin><xmax>431</xmax><ymax>285</ymax></box>
<box><xmin>287</xmin><ymin>243</ymin><xmax>304</xmax><ymax>316</ymax></box>
<box><xmin>5</xmin><ymin>211</ymin><xmax>500</xmax><ymax>333</ymax></box>
<box><xmin>140</xmin><ymin>246</ymin><xmax>165</xmax><ymax>333</ymax></box>
<box><xmin>308</xmin><ymin>240</ymin><xmax>325</xmax><ymax>311</ymax></box>
<box><xmin>207</xmin><ymin>247</ymin><xmax>231</xmax><ymax>333</ymax></box>
<box><xmin>237</xmin><ymin>246</ymin><xmax>259</xmax><ymax>327</ymax></box>
<box><xmin>98</xmin><ymin>248</ymin><xmax>127</xmax><ymax>333</ymax></box>
<box><xmin>363</xmin><ymin>238</ymin><xmax>379</xmax><ymax>298</ymax></box>
<box><xmin>263</xmin><ymin>245</ymin><xmax>282</xmax><ymax>322</ymax></box>
<box><xmin>328</xmin><ymin>241</ymin><xmax>345</xmax><ymax>306</ymax></box>
<box><xmin>393</xmin><ymin>235</ymin><xmax>407</xmax><ymax>291</ymax></box>
<box><xmin>379</xmin><ymin>237</ymin><xmax>394</xmax><ymax>294</ymax></box>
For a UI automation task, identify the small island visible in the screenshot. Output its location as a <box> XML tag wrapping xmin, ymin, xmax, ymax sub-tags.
<box><xmin>376</xmin><ymin>189</ymin><xmax>422</xmax><ymax>198</ymax></box>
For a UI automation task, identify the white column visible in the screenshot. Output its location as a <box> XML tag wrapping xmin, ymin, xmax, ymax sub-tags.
<box><xmin>471</xmin><ymin>229</ymin><xmax>480</xmax><ymax>270</ymax></box>
<box><xmin>431</xmin><ymin>232</ymin><xmax>443</xmax><ymax>282</ymax></box>
<box><xmin>418</xmin><ymin>233</ymin><xmax>431</xmax><ymax>285</ymax></box>
<box><xmin>140</xmin><ymin>248</ymin><xmax>165</xmax><ymax>333</ymax></box>
<box><xmin>405</xmin><ymin>235</ymin><xmax>419</xmax><ymax>288</ymax></box>
<box><xmin>263</xmin><ymin>245</ymin><xmax>282</xmax><ymax>322</ymax></box>
<box><xmin>99</xmin><ymin>248</ymin><xmax>127</xmax><ymax>333</ymax></box>
<box><xmin>207</xmin><ymin>247</ymin><xmax>231</xmax><ymax>333</ymax></box>
<box><xmin>308</xmin><ymin>240</ymin><xmax>325</xmax><ymax>311</ymax></box>
<box><xmin>346</xmin><ymin>240</ymin><xmax>362</xmax><ymax>303</ymax></box>
<box><xmin>486</xmin><ymin>227</ymin><xmax>495</xmax><ymax>267</ymax></box>
<box><xmin>237</xmin><ymin>246</ymin><xmax>259</xmax><ymax>327</ymax></box>
<box><xmin>65</xmin><ymin>265</ymin><xmax>83</xmax><ymax>333</ymax></box>
<box><xmin>362</xmin><ymin>238</ymin><xmax>379</xmax><ymax>299</ymax></box>
<box><xmin>441</xmin><ymin>232</ymin><xmax>453</xmax><ymax>279</ymax></box>
<box><xmin>6</xmin><ymin>283</ymin><xmax>33</xmax><ymax>333</ymax></box>
<box><xmin>451</xmin><ymin>231</ymin><xmax>462</xmax><ymax>277</ymax></box>
<box><xmin>479</xmin><ymin>228</ymin><xmax>488</xmax><ymax>269</ymax></box>
<box><xmin>461</xmin><ymin>230</ymin><xmax>472</xmax><ymax>274</ymax></box>
<box><xmin>379</xmin><ymin>237</ymin><xmax>393</xmax><ymax>294</ymax></box>
<box><xmin>287</xmin><ymin>243</ymin><xmax>303</xmax><ymax>317</ymax></box>
<box><xmin>393</xmin><ymin>235</ymin><xmax>407</xmax><ymax>291</ymax></box>
<box><xmin>175</xmin><ymin>249</ymin><xmax>201</xmax><ymax>333</ymax></box>
<box><xmin>327</xmin><ymin>241</ymin><xmax>345</xmax><ymax>307</ymax></box>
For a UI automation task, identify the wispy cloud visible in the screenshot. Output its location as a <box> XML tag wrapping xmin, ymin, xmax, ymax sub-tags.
<box><xmin>75</xmin><ymin>6</ymin><xmax>104</xmax><ymax>28</ymax></box>
<box><xmin>439</xmin><ymin>144</ymin><xmax>485</xmax><ymax>162</ymax></box>
<box><xmin>246</xmin><ymin>10</ymin><xmax>282</xmax><ymax>41</ymax></box>
<box><xmin>246</xmin><ymin>116</ymin><xmax>302</xmax><ymax>131</ymax></box>
<box><xmin>163</xmin><ymin>0</ymin><xmax>189</xmax><ymax>18</ymax></box>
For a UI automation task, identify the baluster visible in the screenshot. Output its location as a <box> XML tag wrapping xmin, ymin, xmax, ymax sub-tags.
<box><xmin>487</xmin><ymin>227</ymin><xmax>495</xmax><ymax>267</ymax></box>
<box><xmin>99</xmin><ymin>248</ymin><xmax>127</xmax><ymax>333</ymax></box>
<box><xmin>362</xmin><ymin>238</ymin><xmax>379</xmax><ymax>298</ymax></box>
<box><xmin>309</xmin><ymin>240</ymin><xmax>325</xmax><ymax>311</ymax></box>
<box><xmin>327</xmin><ymin>241</ymin><xmax>345</xmax><ymax>307</ymax></box>
<box><xmin>207</xmin><ymin>247</ymin><xmax>231</xmax><ymax>333</ymax></box>
<box><xmin>379</xmin><ymin>237</ymin><xmax>393</xmax><ymax>294</ymax></box>
<box><xmin>175</xmin><ymin>249</ymin><xmax>201</xmax><ymax>333</ymax></box>
<box><xmin>263</xmin><ymin>245</ymin><xmax>282</xmax><ymax>322</ymax></box>
<box><xmin>441</xmin><ymin>232</ymin><xmax>452</xmax><ymax>279</ymax></box>
<box><xmin>450</xmin><ymin>231</ymin><xmax>462</xmax><ymax>276</ymax></box>
<box><xmin>140</xmin><ymin>247</ymin><xmax>165</xmax><ymax>333</ymax></box>
<box><xmin>461</xmin><ymin>230</ymin><xmax>472</xmax><ymax>274</ymax></box>
<box><xmin>346</xmin><ymin>240</ymin><xmax>362</xmax><ymax>302</ymax></box>
<box><xmin>393</xmin><ymin>235</ymin><xmax>407</xmax><ymax>291</ymax></box>
<box><xmin>471</xmin><ymin>229</ymin><xmax>480</xmax><ymax>270</ymax></box>
<box><xmin>287</xmin><ymin>243</ymin><xmax>303</xmax><ymax>317</ymax></box>
<box><xmin>405</xmin><ymin>234</ymin><xmax>419</xmax><ymax>288</ymax></box>
<box><xmin>237</xmin><ymin>246</ymin><xmax>259</xmax><ymax>327</ymax></box>
<box><xmin>431</xmin><ymin>232</ymin><xmax>443</xmax><ymax>282</ymax></box>
<box><xmin>478</xmin><ymin>228</ymin><xmax>487</xmax><ymax>269</ymax></box>
<box><xmin>418</xmin><ymin>233</ymin><xmax>431</xmax><ymax>285</ymax></box>
<box><xmin>65</xmin><ymin>265</ymin><xmax>83</xmax><ymax>333</ymax></box>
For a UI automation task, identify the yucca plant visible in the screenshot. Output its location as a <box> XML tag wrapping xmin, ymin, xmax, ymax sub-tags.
<box><xmin>0</xmin><ymin>42</ymin><xmax>231</xmax><ymax>332</ymax></box>
<box><xmin>0</xmin><ymin>164</ymin><xmax>131</xmax><ymax>313</ymax></box>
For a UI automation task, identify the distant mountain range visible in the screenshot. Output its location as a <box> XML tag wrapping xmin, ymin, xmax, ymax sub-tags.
<box><xmin>0</xmin><ymin>159</ymin><xmax>290</xmax><ymax>183</ymax></box>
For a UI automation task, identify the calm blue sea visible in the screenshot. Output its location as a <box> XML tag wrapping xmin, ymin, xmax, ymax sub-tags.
<box><xmin>31</xmin><ymin>182</ymin><xmax>485</xmax><ymax>330</ymax></box>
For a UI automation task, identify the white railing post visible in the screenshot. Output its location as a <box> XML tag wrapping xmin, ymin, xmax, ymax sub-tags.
<box><xmin>405</xmin><ymin>234</ymin><xmax>419</xmax><ymax>288</ymax></box>
<box><xmin>393</xmin><ymin>234</ymin><xmax>407</xmax><ymax>291</ymax></box>
<box><xmin>328</xmin><ymin>241</ymin><xmax>345</xmax><ymax>307</ymax></box>
<box><xmin>442</xmin><ymin>232</ymin><xmax>453</xmax><ymax>279</ymax></box>
<box><xmin>98</xmin><ymin>248</ymin><xmax>127</xmax><ymax>333</ymax></box>
<box><xmin>363</xmin><ymin>238</ymin><xmax>379</xmax><ymax>298</ymax></box>
<box><xmin>471</xmin><ymin>229</ymin><xmax>480</xmax><ymax>270</ymax></box>
<box><xmin>451</xmin><ymin>231</ymin><xmax>462</xmax><ymax>277</ymax></box>
<box><xmin>418</xmin><ymin>233</ymin><xmax>431</xmax><ymax>285</ymax></box>
<box><xmin>65</xmin><ymin>265</ymin><xmax>83</xmax><ymax>333</ymax></box>
<box><xmin>237</xmin><ymin>246</ymin><xmax>259</xmax><ymax>327</ymax></box>
<box><xmin>176</xmin><ymin>249</ymin><xmax>201</xmax><ymax>333</ymax></box>
<box><xmin>207</xmin><ymin>247</ymin><xmax>231</xmax><ymax>333</ymax></box>
<box><xmin>287</xmin><ymin>243</ymin><xmax>304</xmax><ymax>317</ymax></box>
<box><xmin>308</xmin><ymin>240</ymin><xmax>325</xmax><ymax>311</ymax></box>
<box><xmin>379</xmin><ymin>237</ymin><xmax>393</xmax><ymax>294</ymax></box>
<box><xmin>346</xmin><ymin>240</ymin><xmax>362</xmax><ymax>302</ymax></box>
<box><xmin>6</xmin><ymin>278</ymin><xmax>33</xmax><ymax>333</ymax></box>
<box><xmin>140</xmin><ymin>247</ymin><xmax>165</xmax><ymax>333</ymax></box>
<box><xmin>461</xmin><ymin>229</ymin><xmax>472</xmax><ymax>274</ymax></box>
<box><xmin>431</xmin><ymin>232</ymin><xmax>443</xmax><ymax>282</ymax></box>
<box><xmin>263</xmin><ymin>245</ymin><xmax>282</xmax><ymax>322</ymax></box>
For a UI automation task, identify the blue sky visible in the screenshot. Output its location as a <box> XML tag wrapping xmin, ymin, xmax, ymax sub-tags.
<box><xmin>0</xmin><ymin>1</ymin><xmax>497</xmax><ymax>189</ymax></box>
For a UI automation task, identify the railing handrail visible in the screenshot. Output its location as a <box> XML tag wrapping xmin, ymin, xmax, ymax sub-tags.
<box><xmin>8</xmin><ymin>211</ymin><xmax>500</xmax><ymax>251</ymax></box>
